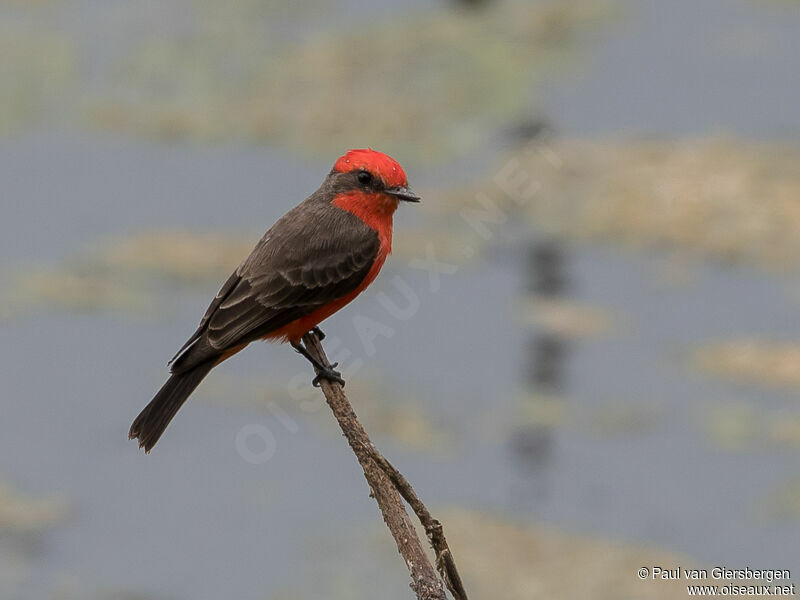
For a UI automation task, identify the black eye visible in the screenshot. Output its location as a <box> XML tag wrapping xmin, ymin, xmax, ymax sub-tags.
<box><xmin>357</xmin><ymin>170</ymin><xmax>373</xmax><ymax>185</ymax></box>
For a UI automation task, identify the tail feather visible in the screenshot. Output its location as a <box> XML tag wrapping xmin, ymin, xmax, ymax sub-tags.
<box><xmin>129</xmin><ymin>361</ymin><xmax>215</xmax><ymax>453</ymax></box>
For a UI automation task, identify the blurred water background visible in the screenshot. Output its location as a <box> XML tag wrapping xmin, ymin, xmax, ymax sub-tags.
<box><xmin>1</xmin><ymin>0</ymin><xmax>799</xmax><ymax>598</ymax></box>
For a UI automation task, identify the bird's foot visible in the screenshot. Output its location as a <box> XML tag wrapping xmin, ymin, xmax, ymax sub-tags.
<box><xmin>311</xmin><ymin>326</ymin><xmax>326</xmax><ymax>341</ymax></box>
<box><xmin>291</xmin><ymin>339</ymin><xmax>344</xmax><ymax>387</ymax></box>
<box><xmin>311</xmin><ymin>363</ymin><xmax>345</xmax><ymax>388</ymax></box>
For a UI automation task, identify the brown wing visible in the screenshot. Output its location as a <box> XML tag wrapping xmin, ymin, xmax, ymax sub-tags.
<box><xmin>170</xmin><ymin>200</ymin><xmax>380</xmax><ymax>373</ymax></box>
<box><xmin>168</xmin><ymin>269</ymin><xmax>241</xmax><ymax>364</ymax></box>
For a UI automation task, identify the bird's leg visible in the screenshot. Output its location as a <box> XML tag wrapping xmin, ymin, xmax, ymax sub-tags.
<box><xmin>291</xmin><ymin>339</ymin><xmax>345</xmax><ymax>387</ymax></box>
<box><xmin>311</xmin><ymin>326</ymin><xmax>326</xmax><ymax>341</ymax></box>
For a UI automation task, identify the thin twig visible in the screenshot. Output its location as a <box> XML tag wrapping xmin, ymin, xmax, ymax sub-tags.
<box><xmin>302</xmin><ymin>331</ymin><xmax>467</xmax><ymax>600</ymax></box>
<box><xmin>369</xmin><ymin>452</ymin><xmax>468</xmax><ymax>600</ymax></box>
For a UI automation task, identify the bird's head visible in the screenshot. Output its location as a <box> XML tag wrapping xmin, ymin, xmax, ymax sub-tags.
<box><xmin>329</xmin><ymin>149</ymin><xmax>421</xmax><ymax>211</ymax></box>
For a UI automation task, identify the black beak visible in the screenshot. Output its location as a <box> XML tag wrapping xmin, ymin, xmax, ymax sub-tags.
<box><xmin>386</xmin><ymin>185</ymin><xmax>421</xmax><ymax>203</ymax></box>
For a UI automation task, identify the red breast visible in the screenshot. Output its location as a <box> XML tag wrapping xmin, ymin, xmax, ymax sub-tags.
<box><xmin>265</xmin><ymin>149</ymin><xmax>413</xmax><ymax>343</ymax></box>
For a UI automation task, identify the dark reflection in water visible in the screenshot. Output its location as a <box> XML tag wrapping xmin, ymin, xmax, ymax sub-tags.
<box><xmin>527</xmin><ymin>335</ymin><xmax>569</xmax><ymax>392</ymax></box>
<box><xmin>449</xmin><ymin>0</ymin><xmax>493</xmax><ymax>9</ymax></box>
<box><xmin>504</xmin><ymin>117</ymin><xmax>554</xmax><ymax>146</ymax></box>
<box><xmin>509</xmin><ymin>239</ymin><xmax>570</xmax><ymax>485</ymax></box>
<box><xmin>527</xmin><ymin>240</ymin><xmax>569</xmax><ymax>297</ymax></box>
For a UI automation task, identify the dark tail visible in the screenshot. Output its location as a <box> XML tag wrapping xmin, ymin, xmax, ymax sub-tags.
<box><xmin>129</xmin><ymin>360</ymin><xmax>215</xmax><ymax>453</ymax></box>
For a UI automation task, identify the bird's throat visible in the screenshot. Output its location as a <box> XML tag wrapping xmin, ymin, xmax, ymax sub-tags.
<box><xmin>332</xmin><ymin>191</ymin><xmax>396</xmax><ymax>252</ymax></box>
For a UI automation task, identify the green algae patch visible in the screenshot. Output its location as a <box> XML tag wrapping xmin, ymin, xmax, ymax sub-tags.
<box><xmin>3</xmin><ymin>267</ymin><xmax>153</xmax><ymax>316</ymax></box>
<box><xmin>443</xmin><ymin>138</ymin><xmax>800</xmax><ymax>269</ymax></box>
<box><xmin>87</xmin><ymin>0</ymin><xmax>613</xmax><ymax>160</ymax></box>
<box><xmin>0</xmin><ymin>480</ymin><xmax>69</xmax><ymax>533</ymax></box>
<box><xmin>703</xmin><ymin>403</ymin><xmax>800</xmax><ymax>452</ymax></box>
<box><xmin>98</xmin><ymin>230</ymin><xmax>254</xmax><ymax>284</ymax></box>
<box><xmin>305</xmin><ymin>508</ymin><xmax>697</xmax><ymax>599</ymax></box>
<box><xmin>437</xmin><ymin>508</ymin><xmax>691</xmax><ymax>599</ymax></box>
<box><xmin>693</xmin><ymin>340</ymin><xmax>800</xmax><ymax>390</ymax></box>
<box><xmin>1</xmin><ymin>231</ymin><xmax>252</xmax><ymax>318</ymax></box>
<box><xmin>0</xmin><ymin>225</ymin><xmax>483</xmax><ymax>319</ymax></box>
<box><xmin>518</xmin><ymin>296</ymin><xmax>617</xmax><ymax>338</ymax></box>
<box><xmin>195</xmin><ymin>373</ymin><xmax>456</xmax><ymax>456</ymax></box>
<box><xmin>347</xmin><ymin>508</ymin><xmax>698</xmax><ymax>600</ymax></box>
<box><xmin>0</xmin><ymin>27</ymin><xmax>77</xmax><ymax>135</ymax></box>
<box><xmin>0</xmin><ymin>478</ymin><xmax>70</xmax><ymax>598</ymax></box>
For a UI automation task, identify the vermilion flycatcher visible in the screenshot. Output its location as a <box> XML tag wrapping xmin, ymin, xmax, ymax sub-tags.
<box><xmin>129</xmin><ymin>149</ymin><xmax>419</xmax><ymax>452</ymax></box>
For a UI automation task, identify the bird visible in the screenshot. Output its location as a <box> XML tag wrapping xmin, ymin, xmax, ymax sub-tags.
<box><xmin>129</xmin><ymin>149</ymin><xmax>420</xmax><ymax>452</ymax></box>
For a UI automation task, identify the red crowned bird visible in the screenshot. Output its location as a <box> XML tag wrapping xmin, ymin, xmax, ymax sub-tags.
<box><xmin>129</xmin><ymin>149</ymin><xmax>420</xmax><ymax>452</ymax></box>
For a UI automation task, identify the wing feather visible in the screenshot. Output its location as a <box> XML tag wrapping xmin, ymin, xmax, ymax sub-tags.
<box><xmin>171</xmin><ymin>201</ymin><xmax>381</xmax><ymax>370</ymax></box>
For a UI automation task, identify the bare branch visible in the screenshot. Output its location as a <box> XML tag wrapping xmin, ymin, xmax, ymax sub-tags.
<box><xmin>369</xmin><ymin>452</ymin><xmax>468</xmax><ymax>600</ymax></box>
<box><xmin>301</xmin><ymin>331</ymin><xmax>467</xmax><ymax>600</ymax></box>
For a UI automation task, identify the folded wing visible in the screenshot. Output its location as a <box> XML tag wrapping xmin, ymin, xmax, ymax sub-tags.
<box><xmin>170</xmin><ymin>203</ymin><xmax>380</xmax><ymax>373</ymax></box>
